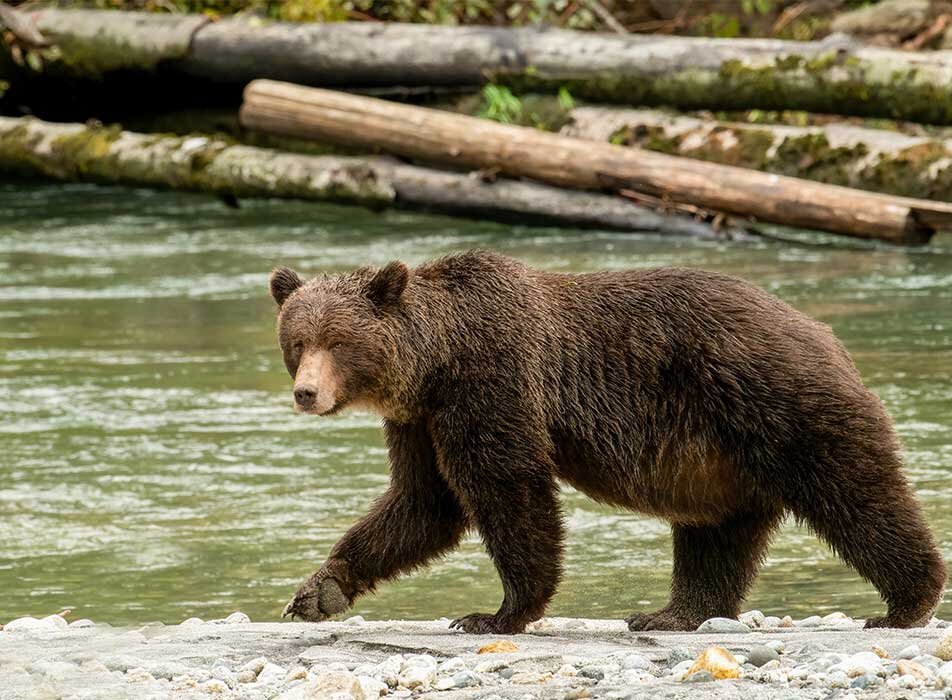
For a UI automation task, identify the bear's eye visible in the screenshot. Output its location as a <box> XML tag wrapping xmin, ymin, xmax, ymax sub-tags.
<box><xmin>328</xmin><ymin>342</ymin><xmax>344</xmax><ymax>351</ymax></box>
<box><xmin>291</xmin><ymin>341</ymin><xmax>304</xmax><ymax>356</ymax></box>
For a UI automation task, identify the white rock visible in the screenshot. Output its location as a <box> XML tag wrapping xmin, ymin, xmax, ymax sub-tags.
<box><xmin>821</xmin><ymin>612</ymin><xmax>848</xmax><ymax>622</ymax></box>
<box><xmin>375</xmin><ymin>655</ymin><xmax>404</xmax><ymax>687</ymax></box>
<box><xmin>828</xmin><ymin>670</ymin><xmax>850</xmax><ymax>688</ymax></box>
<box><xmin>277</xmin><ymin>670</ymin><xmax>364</xmax><ymax>700</ymax></box>
<box><xmin>670</xmin><ymin>660</ymin><xmax>695</xmax><ymax>678</ymax></box>
<box><xmin>474</xmin><ymin>659</ymin><xmax>508</xmax><ymax>673</ymax></box>
<box><xmin>3</xmin><ymin>616</ymin><xmax>59</xmax><ymax>633</ymax></box>
<box><xmin>398</xmin><ymin>663</ymin><xmax>434</xmax><ymax>690</ymax></box>
<box><xmin>936</xmin><ymin>660</ymin><xmax>952</xmax><ymax>687</ymax></box>
<box><xmin>357</xmin><ymin>675</ymin><xmax>388</xmax><ymax>698</ymax></box>
<box><xmin>621</xmin><ymin>669</ymin><xmax>654</xmax><ymax>684</ymax></box>
<box><xmin>212</xmin><ymin>666</ymin><xmax>237</xmax><ymax>688</ymax></box>
<box><xmin>225</xmin><ymin>612</ymin><xmax>251</xmax><ymax>624</ymax></box>
<box><xmin>437</xmin><ymin>657</ymin><xmax>466</xmax><ymax>674</ymax></box>
<box><xmin>796</xmin><ymin>615</ymin><xmax>823</xmax><ymax>628</ymax></box>
<box><xmin>696</xmin><ymin>617</ymin><xmax>751</xmax><ymax>633</ymax></box>
<box><xmin>620</xmin><ymin>654</ymin><xmax>655</xmax><ymax>672</ymax></box>
<box><xmin>345</xmin><ymin>615</ymin><xmax>366</xmax><ymax>625</ymax></box>
<box><xmin>740</xmin><ymin>610</ymin><xmax>766</xmax><ymax>628</ymax></box>
<box><xmin>180</xmin><ymin>617</ymin><xmax>204</xmax><ymax>627</ymax></box>
<box><xmin>897</xmin><ymin>644</ymin><xmax>921</xmax><ymax>660</ymax></box>
<box><xmin>69</xmin><ymin>618</ymin><xmax>95</xmax><ymax>628</ymax></box>
<box><xmin>829</xmin><ymin>651</ymin><xmax>883</xmax><ymax>678</ymax></box>
<box><xmin>236</xmin><ymin>669</ymin><xmax>258</xmax><ymax>684</ymax></box>
<box><xmin>764</xmin><ymin>639</ymin><xmax>785</xmax><ymax>654</ymax></box>
<box><xmin>200</xmin><ymin>679</ymin><xmax>230</xmax><ymax>694</ymax></box>
<box><xmin>42</xmin><ymin>614</ymin><xmax>68</xmax><ymax>630</ymax></box>
<box><xmin>762</xmin><ymin>616</ymin><xmax>782</xmax><ymax>628</ymax></box>
<box><xmin>256</xmin><ymin>662</ymin><xmax>288</xmax><ymax>686</ymax></box>
<box><xmin>240</xmin><ymin>657</ymin><xmax>268</xmax><ymax>676</ymax></box>
<box><xmin>451</xmin><ymin>670</ymin><xmax>480</xmax><ymax>688</ymax></box>
<box><xmin>556</xmin><ymin>664</ymin><xmax>578</xmax><ymax>677</ymax></box>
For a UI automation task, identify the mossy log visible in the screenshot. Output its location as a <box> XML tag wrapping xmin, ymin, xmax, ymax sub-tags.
<box><xmin>240</xmin><ymin>81</ymin><xmax>952</xmax><ymax>245</ymax></box>
<box><xmin>564</xmin><ymin>107</ymin><xmax>952</xmax><ymax>202</ymax></box>
<box><xmin>16</xmin><ymin>10</ymin><xmax>952</xmax><ymax>124</ymax></box>
<box><xmin>0</xmin><ymin>116</ymin><xmax>732</xmax><ymax>238</ymax></box>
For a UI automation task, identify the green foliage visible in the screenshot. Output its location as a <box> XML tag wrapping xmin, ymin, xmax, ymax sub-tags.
<box><xmin>557</xmin><ymin>86</ymin><xmax>574</xmax><ymax>111</ymax></box>
<box><xmin>477</xmin><ymin>84</ymin><xmax>522</xmax><ymax>123</ymax></box>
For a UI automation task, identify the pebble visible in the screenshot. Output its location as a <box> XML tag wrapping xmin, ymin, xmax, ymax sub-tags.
<box><xmin>180</xmin><ymin>617</ymin><xmax>204</xmax><ymax>627</ymax></box>
<box><xmin>670</xmin><ymin>660</ymin><xmax>695</xmax><ymax>678</ymax></box>
<box><xmin>739</xmin><ymin>610</ymin><xmax>765</xmax><ymax>628</ymax></box>
<box><xmin>685</xmin><ymin>646</ymin><xmax>741</xmax><ymax>680</ymax></box>
<box><xmin>344</xmin><ymin>615</ymin><xmax>366</xmax><ymax>625</ymax></box>
<box><xmin>764</xmin><ymin>639</ymin><xmax>785</xmax><ymax>654</ymax></box>
<box><xmin>747</xmin><ymin>645</ymin><xmax>780</xmax><ymax>667</ymax></box>
<box><xmin>762</xmin><ymin>616</ymin><xmax>782</xmax><ymax>628</ymax></box>
<box><xmin>256</xmin><ymin>662</ymin><xmax>287</xmax><ymax>686</ymax></box>
<box><xmin>683</xmin><ymin>670</ymin><xmax>714</xmax><ymax>682</ymax></box>
<box><xmin>68</xmin><ymin>618</ymin><xmax>95</xmax><ymax>629</ymax></box>
<box><xmin>620</xmin><ymin>654</ymin><xmax>655</xmax><ymax>672</ymax></box>
<box><xmin>936</xmin><ymin>630</ymin><xmax>952</xmax><ymax>661</ymax></box>
<box><xmin>828</xmin><ymin>651</ymin><xmax>883</xmax><ymax>677</ymax></box>
<box><xmin>225</xmin><ymin>612</ymin><xmax>251</xmax><ymax>624</ymax></box>
<box><xmin>779</xmin><ymin>615</ymin><xmax>794</xmax><ymax>627</ymax></box>
<box><xmin>667</xmin><ymin>646</ymin><xmax>693</xmax><ymax>665</ymax></box>
<box><xmin>358</xmin><ymin>674</ymin><xmax>388</xmax><ymax>698</ymax></box>
<box><xmin>451</xmin><ymin>670</ymin><xmax>480</xmax><ymax>688</ymax></box>
<box><xmin>696</xmin><ymin>617</ymin><xmax>751</xmax><ymax>634</ymax></box>
<box><xmin>850</xmin><ymin>673</ymin><xmax>880</xmax><ymax>689</ymax></box>
<box><xmin>556</xmin><ymin>664</ymin><xmax>578</xmax><ymax>677</ymax></box>
<box><xmin>897</xmin><ymin>659</ymin><xmax>931</xmax><ymax>680</ymax></box>
<box><xmin>579</xmin><ymin>666</ymin><xmax>604</xmax><ymax>680</ymax></box>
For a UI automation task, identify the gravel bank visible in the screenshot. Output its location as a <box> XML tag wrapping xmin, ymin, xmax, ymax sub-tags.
<box><xmin>3</xmin><ymin>613</ymin><xmax>952</xmax><ymax>699</ymax></box>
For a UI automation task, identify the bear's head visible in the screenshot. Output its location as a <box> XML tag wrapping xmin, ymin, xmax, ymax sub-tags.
<box><xmin>269</xmin><ymin>261</ymin><xmax>410</xmax><ymax>418</ymax></box>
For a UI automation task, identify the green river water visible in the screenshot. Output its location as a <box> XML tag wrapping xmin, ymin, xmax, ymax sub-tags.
<box><xmin>2</xmin><ymin>182</ymin><xmax>951</xmax><ymax>626</ymax></box>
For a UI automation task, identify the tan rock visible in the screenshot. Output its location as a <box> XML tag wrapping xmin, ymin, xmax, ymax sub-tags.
<box><xmin>872</xmin><ymin>645</ymin><xmax>889</xmax><ymax>659</ymax></box>
<box><xmin>684</xmin><ymin>646</ymin><xmax>741</xmax><ymax>681</ymax></box>
<box><xmin>937</xmin><ymin>631</ymin><xmax>952</xmax><ymax>662</ymax></box>
<box><xmin>478</xmin><ymin>640</ymin><xmax>519</xmax><ymax>654</ymax></box>
<box><xmin>898</xmin><ymin>659</ymin><xmax>931</xmax><ymax>681</ymax></box>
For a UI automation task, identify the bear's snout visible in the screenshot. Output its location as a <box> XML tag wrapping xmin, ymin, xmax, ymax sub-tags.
<box><xmin>293</xmin><ymin>349</ymin><xmax>341</xmax><ymax>415</ymax></box>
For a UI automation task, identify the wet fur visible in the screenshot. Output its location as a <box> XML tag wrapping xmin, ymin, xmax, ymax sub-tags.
<box><xmin>273</xmin><ymin>250</ymin><xmax>946</xmax><ymax>633</ymax></box>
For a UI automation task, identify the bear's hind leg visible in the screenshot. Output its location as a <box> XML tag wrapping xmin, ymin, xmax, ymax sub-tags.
<box><xmin>790</xmin><ymin>455</ymin><xmax>946</xmax><ymax>629</ymax></box>
<box><xmin>627</xmin><ymin>509</ymin><xmax>782</xmax><ymax>632</ymax></box>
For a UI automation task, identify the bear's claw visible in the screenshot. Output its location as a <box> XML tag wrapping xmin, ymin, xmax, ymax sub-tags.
<box><xmin>449</xmin><ymin>612</ymin><xmax>524</xmax><ymax>634</ymax></box>
<box><xmin>281</xmin><ymin>576</ymin><xmax>350</xmax><ymax>622</ymax></box>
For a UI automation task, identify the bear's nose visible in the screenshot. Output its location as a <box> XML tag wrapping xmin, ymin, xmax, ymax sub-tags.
<box><xmin>294</xmin><ymin>385</ymin><xmax>317</xmax><ymax>409</ymax></box>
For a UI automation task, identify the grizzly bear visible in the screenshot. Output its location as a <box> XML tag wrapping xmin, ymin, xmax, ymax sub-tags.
<box><xmin>270</xmin><ymin>250</ymin><xmax>945</xmax><ymax>633</ymax></box>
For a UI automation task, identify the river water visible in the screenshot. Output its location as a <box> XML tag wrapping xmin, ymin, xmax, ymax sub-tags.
<box><xmin>1</xmin><ymin>182</ymin><xmax>950</xmax><ymax>626</ymax></box>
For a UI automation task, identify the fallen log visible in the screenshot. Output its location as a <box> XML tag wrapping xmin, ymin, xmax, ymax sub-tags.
<box><xmin>15</xmin><ymin>10</ymin><xmax>952</xmax><ymax>125</ymax></box>
<box><xmin>239</xmin><ymin>81</ymin><xmax>952</xmax><ymax>245</ymax></box>
<box><xmin>564</xmin><ymin>107</ymin><xmax>952</xmax><ymax>202</ymax></box>
<box><xmin>0</xmin><ymin>116</ymin><xmax>733</xmax><ymax>238</ymax></box>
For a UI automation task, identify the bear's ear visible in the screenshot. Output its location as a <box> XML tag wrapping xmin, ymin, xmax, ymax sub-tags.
<box><xmin>270</xmin><ymin>266</ymin><xmax>302</xmax><ymax>306</ymax></box>
<box><xmin>367</xmin><ymin>261</ymin><xmax>409</xmax><ymax>309</ymax></box>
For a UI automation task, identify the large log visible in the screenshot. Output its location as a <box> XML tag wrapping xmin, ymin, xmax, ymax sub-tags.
<box><xmin>239</xmin><ymin>81</ymin><xmax>952</xmax><ymax>245</ymax></box>
<box><xmin>0</xmin><ymin>116</ymin><xmax>732</xmax><ymax>238</ymax></box>
<box><xmin>15</xmin><ymin>10</ymin><xmax>952</xmax><ymax>125</ymax></box>
<box><xmin>564</xmin><ymin>107</ymin><xmax>952</xmax><ymax>202</ymax></box>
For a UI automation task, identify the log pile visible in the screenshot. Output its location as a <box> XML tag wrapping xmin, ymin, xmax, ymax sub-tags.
<box><xmin>0</xmin><ymin>116</ymin><xmax>737</xmax><ymax>238</ymax></box>
<box><xmin>239</xmin><ymin>81</ymin><xmax>952</xmax><ymax>245</ymax></box>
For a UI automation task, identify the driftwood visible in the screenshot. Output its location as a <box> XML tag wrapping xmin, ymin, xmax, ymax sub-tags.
<box><xmin>0</xmin><ymin>116</ymin><xmax>734</xmax><ymax>238</ymax></box>
<box><xmin>0</xmin><ymin>1</ymin><xmax>49</xmax><ymax>49</ymax></box>
<box><xmin>564</xmin><ymin>107</ymin><xmax>952</xmax><ymax>202</ymax></box>
<box><xmin>14</xmin><ymin>10</ymin><xmax>952</xmax><ymax>124</ymax></box>
<box><xmin>239</xmin><ymin>81</ymin><xmax>952</xmax><ymax>245</ymax></box>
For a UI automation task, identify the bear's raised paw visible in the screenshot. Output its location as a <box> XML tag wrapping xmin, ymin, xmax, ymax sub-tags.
<box><xmin>282</xmin><ymin>577</ymin><xmax>350</xmax><ymax>622</ymax></box>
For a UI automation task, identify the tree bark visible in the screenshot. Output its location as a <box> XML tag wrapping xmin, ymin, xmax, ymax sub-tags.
<box><xmin>0</xmin><ymin>116</ymin><xmax>732</xmax><ymax>238</ymax></box>
<box><xmin>239</xmin><ymin>80</ymin><xmax>952</xmax><ymax>245</ymax></box>
<box><xmin>14</xmin><ymin>10</ymin><xmax>952</xmax><ymax>125</ymax></box>
<box><xmin>564</xmin><ymin>107</ymin><xmax>952</xmax><ymax>202</ymax></box>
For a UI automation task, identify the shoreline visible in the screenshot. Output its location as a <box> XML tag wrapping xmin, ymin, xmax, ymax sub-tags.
<box><xmin>3</xmin><ymin>613</ymin><xmax>952</xmax><ymax>698</ymax></box>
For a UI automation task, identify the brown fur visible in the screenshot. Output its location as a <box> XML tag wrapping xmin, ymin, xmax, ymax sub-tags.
<box><xmin>271</xmin><ymin>250</ymin><xmax>946</xmax><ymax>633</ymax></box>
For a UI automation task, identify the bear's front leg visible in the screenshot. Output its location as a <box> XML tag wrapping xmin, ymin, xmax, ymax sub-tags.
<box><xmin>432</xmin><ymin>408</ymin><xmax>565</xmax><ymax>634</ymax></box>
<box><xmin>283</xmin><ymin>419</ymin><xmax>468</xmax><ymax>622</ymax></box>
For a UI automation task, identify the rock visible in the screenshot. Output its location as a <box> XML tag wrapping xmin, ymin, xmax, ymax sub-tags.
<box><xmin>525</xmin><ymin>618</ymin><xmax>554</xmax><ymax>632</ymax></box>
<box><xmin>667</xmin><ymin>647</ymin><xmax>693</xmax><ymax>665</ymax></box>
<box><xmin>937</xmin><ymin>660</ymin><xmax>952</xmax><ymax>687</ymax></box>
<box><xmin>478</xmin><ymin>640</ymin><xmax>518</xmax><ymax>654</ymax></box>
<box><xmin>556</xmin><ymin>664</ymin><xmax>578</xmax><ymax>677</ymax></box>
<box><xmin>850</xmin><ymin>673</ymin><xmax>881</xmax><ymax>689</ymax></box>
<box><xmin>871</xmin><ymin>645</ymin><xmax>889</xmax><ymax>659</ymax></box>
<box><xmin>510</xmin><ymin>671</ymin><xmax>551</xmax><ymax>684</ymax></box>
<box><xmin>670</xmin><ymin>660</ymin><xmax>695</xmax><ymax>678</ymax></box>
<box><xmin>225</xmin><ymin>612</ymin><xmax>251</xmax><ymax>624</ymax></box>
<box><xmin>285</xmin><ymin>666</ymin><xmax>308</xmax><ymax>683</ymax></box>
<box><xmin>565</xmin><ymin>619</ymin><xmax>586</xmax><ymax>630</ymax></box>
<box><xmin>451</xmin><ymin>670</ymin><xmax>480</xmax><ymax>688</ymax></box>
<box><xmin>240</xmin><ymin>657</ymin><xmax>268</xmax><ymax>676</ymax></box>
<box><xmin>747</xmin><ymin>645</ymin><xmax>780</xmax><ymax>668</ymax></box>
<box><xmin>344</xmin><ymin>615</ymin><xmax>366</xmax><ymax>626</ymax></box>
<box><xmin>437</xmin><ymin>657</ymin><xmax>466</xmax><ymax>674</ymax></box>
<box><xmin>620</xmin><ymin>654</ymin><xmax>655</xmax><ymax>672</ymax></box>
<box><xmin>180</xmin><ymin>617</ymin><xmax>204</xmax><ymax>627</ymax></box>
<box><xmin>398</xmin><ymin>656</ymin><xmax>436</xmax><ymax>690</ymax></box>
<box><xmin>68</xmin><ymin>618</ymin><xmax>95</xmax><ymax>629</ymax></box>
<box><xmin>779</xmin><ymin>615</ymin><xmax>794</xmax><ymax>628</ymax></box>
<box><xmin>3</xmin><ymin>616</ymin><xmax>59</xmax><ymax>633</ymax></box>
<box><xmin>563</xmin><ymin>690</ymin><xmax>591</xmax><ymax>700</ymax></box>
<box><xmin>150</xmin><ymin>662</ymin><xmax>192</xmax><ymax>680</ymax></box>
<box><xmin>277</xmin><ymin>670</ymin><xmax>364</xmax><ymax>700</ymax></box>
<box><xmin>795</xmin><ymin>615</ymin><xmax>822</xmax><ymax>628</ymax></box>
<box><xmin>683</xmin><ymin>670</ymin><xmax>715</xmax><ymax>682</ymax></box>
<box><xmin>497</xmin><ymin>667</ymin><xmax>514</xmax><ymax>679</ymax></box>
<box><xmin>579</xmin><ymin>666</ymin><xmax>604</xmax><ymax>680</ymax></box>
<box><xmin>696</xmin><ymin>618</ymin><xmax>750</xmax><ymax>634</ymax></box>
<box><xmin>200</xmin><ymin>679</ymin><xmax>230</xmax><ymax>694</ymax></box>
<box><xmin>42</xmin><ymin>614</ymin><xmax>68</xmax><ymax>630</ymax></box>
<box><xmin>739</xmin><ymin>610</ymin><xmax>765</xmax><ymax>628</ymax></box>
<box><xmin>897</xmin><ymin>659</ymin><xmax>931</xmax><ymax>681</ymax></box>
<box><xmin>829</xmin><ymin>651</ymin><xmax>883</xmax><ymax>678</ymax></box>
<box><xmin>764</xmin><ymin>640</ymin><xmax>784</xmax><ymax>654</ymax></box>
<box><xmin>831</xmin><ymin>0</ymin><xmax>931</xmax><ymax>38</ymax></box>
<box><xmin>474</xmin><ymin>659</ymin><xmax>507</xmax><ymax>673</ymax></box>
<box><xmin>236</xmin><ymin>669</ymin><xmax>258</xmax><ymax>684</ymax></box>
<box><xmin>685</xmin><ymin>647</ymin><xmax>741</xmax><ymax>680</ymax></box>
<box><xmin>256</xmin><ymin>662</ymin><xmax>288</xmax><ymax>685</ymax></box>
<box><xmin>357</xmin><ymin>675</ymin><xmax>387</xmax><ymax>698</ymax></box>
<box><xmin>828</xmin><ymin>670</ymin><xmax>850</xmax><ymax>688</ymax></box>
<box><xmin>936</xmin><ymin>631</ymin><xmax>952</xmax><ymax>661</ymax></box>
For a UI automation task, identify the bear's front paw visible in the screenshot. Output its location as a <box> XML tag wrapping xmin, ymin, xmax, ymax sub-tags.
<box><xmin>449</xmin><ymin>613</ymin><xmax>524</xmax><ymax>634</ymax></box>
<box><xmin>282</xmin><ymin>576</ymin><xmax>350</xmax><ymax>622</ymax></box>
